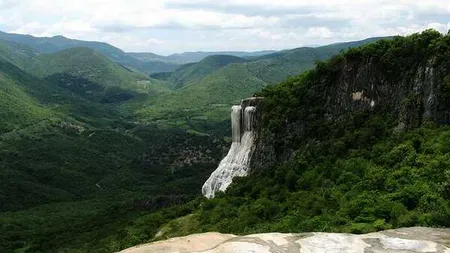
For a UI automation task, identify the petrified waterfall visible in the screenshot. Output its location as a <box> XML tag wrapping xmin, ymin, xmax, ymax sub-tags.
<box><xmin>202</xmin><ymin>98</ymin><xmax>262</xmax><ymax>198</ymax></box>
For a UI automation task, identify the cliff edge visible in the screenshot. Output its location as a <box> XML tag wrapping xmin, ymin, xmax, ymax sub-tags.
<box><xmin>118</xmin><ymin>227</ymin><xmax>450</xmax><ymax>253</ymax></box>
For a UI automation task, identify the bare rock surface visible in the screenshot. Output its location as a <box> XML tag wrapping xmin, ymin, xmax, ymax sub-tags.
<box><xmin>117</xmin><ymin>227</ymin><xmax>450</xmax><ymax>253</ymax></box>
<box><xmin>118</xmin><ymin>232</ymin><xmax>236</xmax><ymax>253</ymax></box>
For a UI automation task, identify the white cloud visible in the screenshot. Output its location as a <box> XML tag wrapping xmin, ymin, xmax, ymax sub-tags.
<box><xmin>0</xmin><ymin>0</ymin><xmax>449</xmax><ymax>54</ymax></box>
<box><xmin>13</xmin><ymin>20</ymin><xmax>97</xmax><ymax>37</ymax></box>
<box><xmin>305</xmin><ymin>27</ymin><xmax>333</xmax><ymax>39</ymax></box>
<box><xmin>146</xmin><ymin>38</ymin><xmax>164</xmax><ymax>46</ymax></box>
<box><xmin>426</xmin><ymin>22</ymin><xmax>450</xmax><ymax>32</ymax></box>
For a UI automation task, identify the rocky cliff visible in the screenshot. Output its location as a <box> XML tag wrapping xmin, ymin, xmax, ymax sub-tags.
<box><xmin>252</xmin><ymin>30</ymin><xmax>450</xmax><ymax>170</ymax></box>
<box><xmin>194</xmin><ymin>30</ymin><xmax>450</xmax><ymax>234</ymax></box>
<box><xmin>203</xmin><ymin>30</ymin><xmax>450</xmax><ymax>197</ymax></box>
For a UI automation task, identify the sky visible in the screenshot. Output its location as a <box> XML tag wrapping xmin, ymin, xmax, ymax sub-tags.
<box><xmin>0</xmin><ymin>0</ymin><xmax>449</xmax><ymax>55</ymax></box>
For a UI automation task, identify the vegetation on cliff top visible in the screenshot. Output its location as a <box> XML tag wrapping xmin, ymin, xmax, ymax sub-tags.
<box><xmin>196</xmin><ymin>29</ymin><xmax>450</xmax><ymax>234</ymax></box>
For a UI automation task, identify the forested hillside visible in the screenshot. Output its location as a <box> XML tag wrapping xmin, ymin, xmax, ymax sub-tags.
<box><xmin>0</xmin><ymin>31</ymin><xmax>178</xmax><ymax>74</ymax></box>
<box><xmin>0</xmin><ymin>31</ymin><xmax>275</xmax><ymax>74</ymax></box>
<box><xmin>0</xmin><ymin>38</ymin><xmax>226</xmax><ymax>253</ymax></box>
<box><xmin>141</xmin><ymin>37</ymin><xmax>385</xmax><ymax>129</ymax></box>
<box><xmin>0</xmin><ymin>60</ymin><xmax>52</xmax><ymax>133</ymax></box>
<box><xmin>152</xmin><ymin>55</ymin><xmax>249</xmax><ymax>89</ymax></box>
<box><xmin>2</xmin><ymin>29</ymin><xmax>445</xmax><ymax>253</ymax></box>
<box><xmin>129</xmin><ymin>50</ymin><xmax>276</xmax><ymax>64</ymax></box>
<box><xmin>196</xmin><ymin>30</ymin><xmax>450</xmax><ymax>234</ymax></box>
<box><xmin>28</xmin><ymin>31</ymin><xmax>448</xmax><ymax>251</ymax></box>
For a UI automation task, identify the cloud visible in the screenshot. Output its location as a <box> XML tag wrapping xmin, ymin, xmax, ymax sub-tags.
<box><xmin>164</xmin><ymin>1</ymin><xmax>320</xmax><ymax>17</ymax></box>
<box><xmin>0</xmin><ymin>0</ymin><xmax>18</xmax><ymax>9</ymax></box>
<box><xmin>96</xmin><ymin>22</ymin><xmax>186</xmax><ymax>33</ymax></box>
<box><xmin>0</xmin><ymin>0</ymin><xmax>449</xmax><ymax>54</ymax></box>
<box><xmin>305</xmin><ymin>27</ymin><xmax>334</xmax><ymax>39</ymax></box>
<box><xmin>13</xmin><ymin>20</ymin><xmax>96</xmax><ymax>36</ymax></box>
<box><xmin>281</xmin><ymin>15</ymin><xmax>351</xmax><ymax>29</ymax></box>
<box><xmin>412</xmin><ymin>9</ymin><xmax>450</xmax><ymax>25</ymax></box>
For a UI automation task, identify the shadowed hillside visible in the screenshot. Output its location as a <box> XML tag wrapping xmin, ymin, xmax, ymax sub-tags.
<box><xmin>0</xmin><ymin>38</ymin><xmax>226</xmax><ymax>253</ymax></box>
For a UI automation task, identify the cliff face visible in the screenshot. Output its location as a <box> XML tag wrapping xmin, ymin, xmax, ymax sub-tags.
<box><xmin>190</xmin><ymin>31</ymin><xmax>450</xmax><ymax>235</ymax></box>
<box><xmin>326</xmin><ymin>57</ymin><xmax>445</xmax><ymax>126</ymax></box>
<box><xmin>252</xmin><ymin>31</ymin><xmax>450</xmax><ymax>170</ymax></box>
<box><xmin>204</xmin><ymin>53</ymin><xmax>447</xmax><ymax>194</ymax></box>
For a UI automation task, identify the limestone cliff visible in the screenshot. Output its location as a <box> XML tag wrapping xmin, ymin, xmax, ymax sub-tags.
<box><xmin>252</xmin><ymin>33</ymin><xmax>450</xmax><ymax>170</ymax></box>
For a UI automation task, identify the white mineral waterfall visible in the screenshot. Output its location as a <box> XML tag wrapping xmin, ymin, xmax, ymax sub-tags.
<box><xmin>231</xmin><ymin>105</ymin><xmax>242</xmax><ymax>143</ymax></box>
<box><xmin>202</xmin><ymin>105</ymin><xmax>258</xmax><ymax>198</ymax></box>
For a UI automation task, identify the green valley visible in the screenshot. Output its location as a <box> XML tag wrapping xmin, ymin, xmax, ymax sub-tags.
<box><xmin>0</xmin><ymin>36</ymin><xmax>225</xmax><ymax>252</ymax></box>
<box><xmin>139</xmin><ymin>37</ymin><xmax>386</xmax><ymax>128</ymax></box>
<box><xmin>2</xmin><ymin>27</ymin><xmax>450</xmax><ymax>253</ymax></box>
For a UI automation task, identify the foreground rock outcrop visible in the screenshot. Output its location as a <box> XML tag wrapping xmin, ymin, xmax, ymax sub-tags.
<box><xmin>118</xmin><ymin>227</ymin><xmax>450</xmax><ymax>253</ymax></box>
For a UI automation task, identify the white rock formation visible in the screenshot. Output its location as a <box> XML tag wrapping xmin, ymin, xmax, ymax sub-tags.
<box><xmin>117</xmin><ymin>227</ymin><xmax>450</xmax><ymax>253</ymax></box>
<box><xmin>202</xmin><ymin>104</ymin><xmax>258</xmax><ymax>198</ymax></box>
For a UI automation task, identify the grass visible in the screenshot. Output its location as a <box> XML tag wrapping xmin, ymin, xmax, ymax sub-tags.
<box><xmin>154</xmin><ymin>213</ymin><xmax>202</xmax><ymax>240</ymax></box>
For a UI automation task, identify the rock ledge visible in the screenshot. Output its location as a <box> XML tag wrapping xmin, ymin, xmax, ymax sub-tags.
<box><xmin>118</xmin><ymin>227</ymin><xmax>450</xmax><ymax>253</ymax></box>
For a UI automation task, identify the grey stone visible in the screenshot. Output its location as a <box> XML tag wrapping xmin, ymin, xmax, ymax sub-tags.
<box><xmin>118</xmin><ymin>227</ymin><xmax>450</xmax><ymax>253</ymax></box>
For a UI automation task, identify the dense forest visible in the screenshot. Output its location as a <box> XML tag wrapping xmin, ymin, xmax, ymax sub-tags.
<box><xmin>196</xmin><ymin>29</ymin><xmax>450</xmax><ymax>234</ymax></box>
<box><xmin>1</xmin><ymin>29</ymin><xmax>450</xmax><ymax>253</ymax></box>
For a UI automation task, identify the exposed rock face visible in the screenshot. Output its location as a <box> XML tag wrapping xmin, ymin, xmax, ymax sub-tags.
<box><xmin>325</xmin><ymin>57</ymin><xmax>444</xmax><ymax>126</ymax></box>
<box><xmin>251</xmin><ymin>56</ymin><xmax>450</xmax><ymax>170</ymax></box>
<box><xmin>202</xmin><ymin>97</ymin><xmax>263</xmax><ymax>198</ymax></box>
<box><xmin>118</xmin><ymin>227</ymin><xmax>450</xmax><ymax>253</ymax></box>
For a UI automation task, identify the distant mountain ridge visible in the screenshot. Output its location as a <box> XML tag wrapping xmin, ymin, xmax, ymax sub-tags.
<box><xmin>151</xmin><ymin>55</ymin><xmax>249</xmax><ymax>89</ymax></box>
<box><xmin>0</xmin><ymin>30</ymin><xmax>390</xmax><ymax>130</ymax></box>
<box><xmin>131</xmin><ymin>50</ymin><xmax>277</xmax><ymax>64</ymax></box>
<box><xmin>0</xmin><ymin>31</ymin><xmax>178</xmax><ymax>74</ymax></box>
<box><xmin>0</xmin><ymin>31</ymin><xmax>390</xmax><ymax>75</ymax></box>
<box><xmin>140</xmin><ymin>36</ymin><xmax>390</xmax><ymax>128</ymax></box>
<box><xmin>0</xmin><ymin>31</ymin><xmax>278</xmax><ymax>74</ymax></box>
